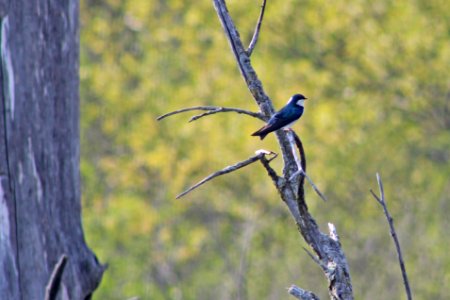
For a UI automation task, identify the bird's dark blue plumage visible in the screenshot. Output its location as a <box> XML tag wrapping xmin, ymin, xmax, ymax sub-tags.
<box><xmin>251</xmin><ymin>94</ymin><xmax>307</xmax><ymax>140</ymax></box>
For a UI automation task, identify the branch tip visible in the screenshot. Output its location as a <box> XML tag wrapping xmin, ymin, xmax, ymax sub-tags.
<box><xmin>176</xmin><ymin>153</ymin><xmax>265</xmax><ymax>199</ymax></box>
<box><xmin>246</xmin><ymin>0</ymin><xmax>267</xmax><ymax>56</ymax></box>
<box><xmin>376</xmin><ymin>172</ymin><xmax>384</xmax><ymax>202</ymax></box>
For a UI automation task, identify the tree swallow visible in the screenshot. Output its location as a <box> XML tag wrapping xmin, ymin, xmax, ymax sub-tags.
<box><xmin>251</xmin><ymin>94</ymin><xmax>307</xmax><ymax>140</ymax></box>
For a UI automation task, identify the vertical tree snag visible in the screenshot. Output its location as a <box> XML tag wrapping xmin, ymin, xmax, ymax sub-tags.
<box><xmin>159</xmin><ymin>1</ymin><xmax>354</xmax><ymax>299</ymax></box>
<box><xmin>0</xmin><ymin>1</ymin><xmax>104</xmax><ymax>299</ymax></box>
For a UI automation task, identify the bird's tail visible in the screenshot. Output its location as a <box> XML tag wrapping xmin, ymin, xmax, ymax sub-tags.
<box><xmin>251</xmin><ymin>129</ymin><xmax>268</xmax><ymax>140</ymax></box>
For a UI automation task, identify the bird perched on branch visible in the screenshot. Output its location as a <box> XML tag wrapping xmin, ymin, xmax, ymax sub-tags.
<box><xmin>251</xmin><ymin>94</ymin><xmax>307</xmax><ymax>140</ymax></box>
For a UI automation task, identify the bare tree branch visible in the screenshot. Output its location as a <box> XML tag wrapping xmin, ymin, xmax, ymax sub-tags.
<box><xmin>259</xmin><ymin>153</ymin><xmax>301</xmax><ymax>221</ymax></box>
<box><xmin>292</xmin><ymin>132</ymin><xmax>306</xmax><ymax>171</ymax></box>
<box><xmin>211</xmin><ymin>1</ymin><xmax>353</xmax><ymax>298</ymax></box>
<box><xmin>246</xmin><ymin>0</ymin><xmax>267</xmax><ymax>56</ymax></box>
<box><xmin>45</xmin><ymin>254</ymin><xmax>68</xmax><ymax>300</ymax></box>
<box><xmin>287</xmin><ymin>131</ymin><xmax>327</xmax><ymax>202</ymax></box>
<box><xmin>157</xmin><ymin>106</ymin><xmax>265</xmax><ymax>122</ymax></box>
<box><xmin>154</xmin><ymin>1</ymin><xmax>352</xmax><ymax>298</ymax></box>
<box><xmin>287</xmin><ymin>131</ymin><xmax>303</xmax><ymax>178</ymax></box>
<box><xmin>212</xmin><ymin>0</ymin><xmax>302</xmax><ymax>182</ymax></box>
<box><xmin>259</xmin><ymin>152</ymin><xmax>282</xmax><ymax>187</ymax></box>
<box><xmin>212</xmin><ymin>0</ymin><xmax>274</xmax><ymax>115</ymax></box>
<box><xmin>292</xmin><ymin>132</ymin><xmax>307</xmax><ymax>205</ymax></box>
<box><xmin>176</xmin><ymin>151</ymin><xmax>276</xmax><ymax>199</ymax></box>
<box><xmin>301</xmin><ymin>172</ymin><xmax>327</xmax><ymax>202</ymax></box>
<box><xmin>288</xmin><ymin>285</ymin><xmax>320</xmax><ymax>300</ymax></box>
<box><xmin>370</xmin><ymin>173</ymin><xmax>412</xmax><ymax>300</ymax></box>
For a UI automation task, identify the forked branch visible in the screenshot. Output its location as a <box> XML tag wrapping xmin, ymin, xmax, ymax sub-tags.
<box><xmin>157</xmin><ymin>106</ymin><xmax>265</xmax><ymax>122</ymax></box>
<box><xmin>370</xmin><ymin>173</ymin><xmax>412</xmax><ymax>300</ymax></box>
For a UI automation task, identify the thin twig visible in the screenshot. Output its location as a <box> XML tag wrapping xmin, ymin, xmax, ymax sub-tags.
<box><xmin>176</xmin><ymin>152</ymin><xmax>275</xmax><ymax>199</ymax></box>
<box><xmin>304</xmin><ymin>174</ymin><xmax>327</xmax><ymax>202</ymax></box>
<box><xmin>246</xmin><ymin>0</ymin><xmax>267</xmax><ymax>56</ymax></box>
<box><xmin>157</xmin><ymin>106</ymin><xmax>265</xmax><ymax>122</ymax></box>
<box><xmin>45</xmin><ymin>254</ymin><xmax>68</xmax><ymax>300</ymax></box>
<box><xmin>370</xmin><ymin>173</ymin><xmax>412</xmax><ymax>300</ymax></box>
<box><xmin>288</xmin><ymin>285</ymin><xmax>320</xmax><ymax>300</ymax></box>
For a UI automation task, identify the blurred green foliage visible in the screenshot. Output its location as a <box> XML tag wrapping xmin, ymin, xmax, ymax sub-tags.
<box><xmin>80</xmin><ymin>0</ymin><xmax>449</xmax><ymax>299</ymax></box>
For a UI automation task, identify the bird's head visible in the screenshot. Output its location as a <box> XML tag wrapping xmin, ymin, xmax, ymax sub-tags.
<box><xmin>288</xmin><ymin>94</ymin><xmax>307</xmax><ymax>107</ymax></box>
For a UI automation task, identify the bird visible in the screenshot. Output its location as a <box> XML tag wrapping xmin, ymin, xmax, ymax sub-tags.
<box><xmin>251</xmin><ymin>94</ymin><xmax>307</xmax><ymax>140</ymax></box>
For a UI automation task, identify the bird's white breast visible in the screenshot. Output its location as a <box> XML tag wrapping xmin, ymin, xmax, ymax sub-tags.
<box><xmin>296</xmin><ymin>99</ymin><xmax>305</xmax><ymax>107</ymax></box>
<box><xmin>282</xmin><ymin>120</ymin><xmax>298</xmax><ymax>129</ymax></box>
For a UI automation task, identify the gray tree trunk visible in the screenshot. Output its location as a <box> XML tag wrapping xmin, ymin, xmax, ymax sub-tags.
<box><xmin>0</xmin><ymin>1</ymin><xmax>104</xmax><ymax>299</ymax></box>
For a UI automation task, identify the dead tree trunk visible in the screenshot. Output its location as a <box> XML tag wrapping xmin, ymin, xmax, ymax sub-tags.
<box><xmin>0</xmin><ymin>1</ymin><xmax>104</xmax><ymax>299</ymax></box>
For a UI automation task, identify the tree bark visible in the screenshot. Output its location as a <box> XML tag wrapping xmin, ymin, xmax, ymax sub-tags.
<box><xmin>0</xmin><ymin>1</ymin><xmax>104</xmax><ymax>299</ymax></box>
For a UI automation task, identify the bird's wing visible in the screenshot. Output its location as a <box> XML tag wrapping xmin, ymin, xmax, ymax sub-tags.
<box><xmin>266</xmin><ymin>106</ymin><xmax>303</xmax><ymax>130</ymax></box>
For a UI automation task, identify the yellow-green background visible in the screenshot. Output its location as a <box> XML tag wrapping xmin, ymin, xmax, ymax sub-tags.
<box><xmin>80</xmin><ymin>0</ymin><xmax>449</xmax><ymax>299</ymax></box>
